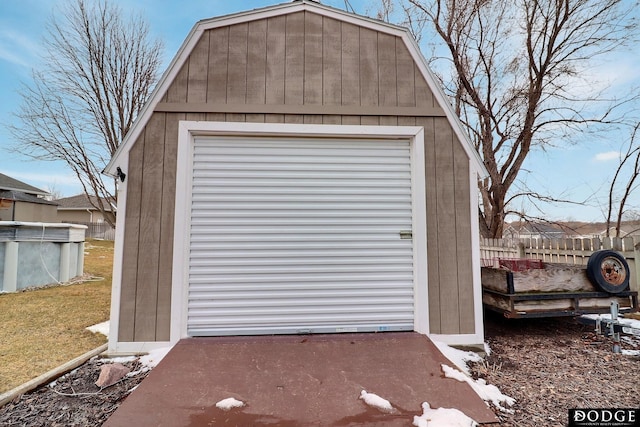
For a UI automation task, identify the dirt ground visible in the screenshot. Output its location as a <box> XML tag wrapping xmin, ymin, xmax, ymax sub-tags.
<box><xmin>0</xmin><ymin>314</ymin><xmax>638</xmax><ymax>426</ymax></box>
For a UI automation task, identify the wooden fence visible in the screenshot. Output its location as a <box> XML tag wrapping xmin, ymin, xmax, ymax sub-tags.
<box><xmin>73</xmin><ymin>222</ymin><xmax>115</xmax><ymax>241</ymax></box>
<box><xmin>480</xmin><ymin>236</ymin><xmax>640</xmax><ymax>291</ymax></box>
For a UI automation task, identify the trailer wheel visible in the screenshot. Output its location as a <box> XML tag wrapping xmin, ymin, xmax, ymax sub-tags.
<box><xmin>586</xmin><ymin>250</ymin><xmax>629</xmax><ymax>294</ymax></box>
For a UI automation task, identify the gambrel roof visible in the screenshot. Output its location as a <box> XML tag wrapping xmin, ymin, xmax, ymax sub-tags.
<box><xmin>105</xmin><ymin>0</ymin><xmax>486</xmax><ymax>177</ymax></box>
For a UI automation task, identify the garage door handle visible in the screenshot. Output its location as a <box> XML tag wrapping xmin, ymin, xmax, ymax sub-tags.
<box><xmin>399</xmin><ymin>230</ymin><xmax>412</xmax><ymax>239</ymax></box>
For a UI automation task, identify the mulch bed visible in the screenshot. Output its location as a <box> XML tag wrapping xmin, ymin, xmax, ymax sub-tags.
<box><xmin>0</xmin><ymin>357</ymin><xmax>149</xmax><ymax>427</ymax></box>
<box><xmin>0</xmin><ymin>314</ymin><xmax>638</xmax><ymax>426</ymax></box>
<box><xmin>473</xmin><ymin>313</ymin><xmax>640</xmax><ymax>426</ymax></box>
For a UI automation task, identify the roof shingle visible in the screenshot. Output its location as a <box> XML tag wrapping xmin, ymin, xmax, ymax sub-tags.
<box><xmin>0</xmin><ymin>173</ymin><xmax>48</xmax><ymax>196</ymax></box>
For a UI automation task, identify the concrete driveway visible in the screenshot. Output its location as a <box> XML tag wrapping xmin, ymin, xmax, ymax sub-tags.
<box><xmin>104</xmin><ymin>333</ymin><xmax>497</xmax><ymax>426</ymax></box>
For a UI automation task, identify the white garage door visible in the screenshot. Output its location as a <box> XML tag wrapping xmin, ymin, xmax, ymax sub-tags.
<box><xmin>187</xmin><ymin>136</ymin><xmax>415</xmax><ymax>336</ymax></box>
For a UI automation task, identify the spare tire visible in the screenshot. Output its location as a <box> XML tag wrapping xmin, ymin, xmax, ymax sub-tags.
<box><xmin>586</xmin><ymin>250</ymin><xmax>630</xmax><ymax>294</ymax></box>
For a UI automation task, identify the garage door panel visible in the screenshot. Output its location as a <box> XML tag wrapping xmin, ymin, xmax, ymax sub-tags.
<box><xmin>190</xmin><ymin>296</ymin><xmax>413</xmax><ymax>310</ymax></box>
<box><xmin>190</xmin><ymin>241</ymin><xmax>412</xmax><ymax>250</ymax></box>
<box><xmin>190</xmin><ymin>232</ymin><xmax>412</xmax><ymax>240</ymax></box>
<box><xmin>190</xmin><ymin>248</ymin><xmax>410</xmax><ymax>258</ymax></box>
<box><xmin>190</xmin><ymin>256</ymin><xmax>412</xmax><ymax>267</ymax></box>
<box><xmin>188</xmin><ymin>313</ymin><xmax>414</xmax><ymax>328</ymax></box>
<box><xmin>188</xmin><ymin>288</ymin><xmax>413</xmax><ymax>299</ymax></box>
<box><xmin>187</xmin><ymin>137</ymin><xmax>415</xmax><ymax>336</ymax></box>
<box><xmin>189</xmin><ymin>272</ymin><xmax>413</xmax><ymax>283</ymax></box>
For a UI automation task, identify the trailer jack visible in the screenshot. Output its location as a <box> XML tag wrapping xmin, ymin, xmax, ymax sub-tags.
<box><xmin>582</xmin><ymin>301</ymin><xmax>640</xmax><ymax>353</ymax></box>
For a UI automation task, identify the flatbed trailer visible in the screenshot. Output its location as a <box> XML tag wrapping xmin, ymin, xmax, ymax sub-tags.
<box><xmin>481</xmin><ymin>253</ymin><xmax>639</xmax><ymax>319</ymax></box>
<box><xmin>483</xmin><ymin>287</ymin><xmax>638</xmax><ymax>319</ymax></box>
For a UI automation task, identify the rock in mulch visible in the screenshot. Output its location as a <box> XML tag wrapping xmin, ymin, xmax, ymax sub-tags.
<box><xmin>95</xmin><ymin>363</ymin><xmax>130</xmax><ymax>388</ymax></box>
<box><xmin>0</xmin><ymin>356</ymin><xmax>149</xmax><ymax>427</ymax></box>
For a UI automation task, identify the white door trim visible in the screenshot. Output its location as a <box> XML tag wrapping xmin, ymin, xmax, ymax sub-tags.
<box><xmin>170</xmin><ymin>121</ymin><xmax>428</xmax><ymax>343</ymax></box>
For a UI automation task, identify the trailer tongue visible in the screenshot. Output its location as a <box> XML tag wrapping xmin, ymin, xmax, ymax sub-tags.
<box><xmin>578</xmin><ymin>303</ymin><xmax>640</xmax><ymax>353</ymax></box>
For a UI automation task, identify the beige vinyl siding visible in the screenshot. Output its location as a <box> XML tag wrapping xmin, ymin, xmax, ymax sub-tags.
<box><xmin>7</xmin><ymin>202</ymin><xmax>57</xmax><ymax>223</ymax></box>
<box><xmin>57</xmin><ymin>210</ymin><xmax>109</xmax><ymax>223</ymax></box>
<box><xmin>117</xmin><ymin>10</ymin><xmax>476</xmax><ymax>341</ymax></box>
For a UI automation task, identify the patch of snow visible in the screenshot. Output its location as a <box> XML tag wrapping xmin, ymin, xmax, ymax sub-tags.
<box><xmin>359</xmin><ymin>390</ymin><xmax>393</xmax><ymax>412</ymax></box>
<box><xmin>126</xmin><ymin>384</ymin><xmax>139</xmax><ymax>395</ymax></box>
<box><xmin>582</xmin><ymin>314</ymin><xmax>640</xmax><ymax>354</ymax></box>
<box><xmin>413</xmin><ymin>402</ymin><xmax>477</xmax><ymax>427</ymax></box>
<box><xmin>484</xmin><ymin>342</ymin><xmax>492</xmax><ymax>356</ymax></box>
<box><xmin>215</xmin><ymin>397</ymin><xmax>245</xmax><ymax>411</ymax></box>
<box><xmin>126</xmin><ymin>366</ymin><xmax>151</xmax><ymax>377</ymax></box>
<box><xmin>139</xmin><ymin>346</ymin><xmax>173</xmax><ymax>368</ymax></box>
<box><xmin>86</xmin><ymin>321</ymin><xmax>110</xmax><ymax>337</ymax></box>
<box><xmin>101</xmin><ymin>356</ymin><xmax>137</xmax><ymax>364</ymax></box>
<box><xmin>432</xmin><ymin>341</ymin><xmax>482</xmax><ymax>375</ymax></box>
<box><xmin>582</xmin><ymin>314</ymin><xmax>640</xmax><ymax>330</ymax></box>
<box><xmin>442</xmin><ymin>364</ymin><xmax>515</xmax><ymax>413</ymax></box>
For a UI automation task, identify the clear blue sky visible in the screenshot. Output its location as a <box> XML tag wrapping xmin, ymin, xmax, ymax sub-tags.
<box><xmin>0</xmin><ymin>0</ymin><xmax>638</xmax><ymax>222</ymax></box>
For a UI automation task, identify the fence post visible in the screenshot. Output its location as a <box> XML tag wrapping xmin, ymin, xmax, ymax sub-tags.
<box><xmin>518</xmin><ymin>241</ymin><xmax>525</xmax><ymax>258</ymax></box>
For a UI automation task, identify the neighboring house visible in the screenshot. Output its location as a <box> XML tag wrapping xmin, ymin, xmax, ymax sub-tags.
<box><xmin>104</xmin><ymin>1</ymin><xmax>489</xmax><ymax>354</ymax></box>
<box><xmin>55</xmin><ymin>194</ymin><xmax>115</xmax><ymax>223</ymax></box>
<box><xmin>0</xmin><ymin>173</ymin><xmax>57</xmax><ymax>222</ymax></box>
<box><xmin>598</xmin><ymin>223</ymin><xmax>640</xmax><ymax>238</ymax></box>
<box><xmin>503</xmin><ymin>222</ymin><xmax>566</xmax><ymax>240</ymax></box>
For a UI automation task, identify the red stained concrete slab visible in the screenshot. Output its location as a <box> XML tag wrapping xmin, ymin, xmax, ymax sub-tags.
<box><xmin>104</xmin><ymin>333</ymin><xmax>498</xmax><ymax>426</ymax></box>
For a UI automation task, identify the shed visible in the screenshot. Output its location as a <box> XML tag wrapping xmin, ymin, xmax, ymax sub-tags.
<box><xmin>105</xmin><ymin>1</ymin><xmax>487</xmax><ymax>354</ymax></box>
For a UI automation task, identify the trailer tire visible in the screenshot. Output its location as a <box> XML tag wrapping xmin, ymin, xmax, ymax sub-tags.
<box><xmin>586</xmin><ymin>250</ymin><xmax>630</xmax><ymax>294</ymax></box>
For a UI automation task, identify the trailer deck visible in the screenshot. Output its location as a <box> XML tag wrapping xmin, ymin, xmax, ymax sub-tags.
<box><xmin>483</xmin><ymin>287</ymin><xmax>638</xmax><ymax>318</ymax></box>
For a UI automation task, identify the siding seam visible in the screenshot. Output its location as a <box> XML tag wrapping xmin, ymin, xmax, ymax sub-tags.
<box><xmin>131</xmin><ymin>132</ymin><xmax>145</xmax><ymax>341</ymax></box>
<box><xmin>155</xmin><ymin>113</ymin><xmax>168</xmax><ymax>340</ymax></box>
<box><xmin>225</xmin><ymin>27</ymin><xmax>230</xmax><ymax>104</ymax></box>
<box><xmin>205</xmin><ymin>31</ymin><xmax>211</xmax><ymax>103</ymax></box>
<box><xmin>244</xmin><ymin>23</ymin><xmax>249</xmax><ymax>104</ymax></box>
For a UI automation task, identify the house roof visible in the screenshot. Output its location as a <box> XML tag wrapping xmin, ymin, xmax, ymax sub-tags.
<box><xmin>0</xmin><ymin>172</ymin><xmax>48</xmax><ymax>196</ymax></box>
<box><xmin>55</xmin><ymin>194</ymin><xmax>115</xmax><ymax>212</ymax></box>
<box><xmin>599</xmin><ymin>223</ymin><xmax>640</xmax><ymax>237</ymax></box>
<box><xmin>0</xmin><ymin>190</ymin><xmax>57</xmax><ymax>205</ymax></box>
<box><xmin>104</xmin><ymin>0</ymin><xmax>488</xmax><ymax>178</ymax></box>
<box><xmin>505</xmin><ymin>222</ymin><xmax>565</xmax><ymax>236</ymax></box>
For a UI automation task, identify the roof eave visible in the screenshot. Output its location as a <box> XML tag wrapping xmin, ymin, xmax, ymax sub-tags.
<box><xmin>0</xmin><ymin>186</ymin><xmax>49</xmax><ymax>197</ymax></box>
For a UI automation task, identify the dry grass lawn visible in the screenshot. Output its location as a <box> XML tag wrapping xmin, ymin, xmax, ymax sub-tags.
<box><xmin>0</xmin><ymin>239</ymin><xmax>113</xmax><ymax>393</ymax></box>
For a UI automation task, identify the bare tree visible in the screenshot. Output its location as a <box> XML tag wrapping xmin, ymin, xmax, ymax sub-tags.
<box><xmin>606</xmin><ymin>123</ymin><xmax>640</xmax><ymax>237</ymax></box>
<box><xmin>8</xmin><ymin>0</ymin><xmax>162</xmax><ymax>227</ymax></box>
<box><xmin>386</xmin><ymin>0</ymin><xmax>637</xmax><ymax>237</ymax></box>
<box><xmin>45</xmin><ymin>183</ymin><xmax>64</xmax><ymax>202</ymax></box>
